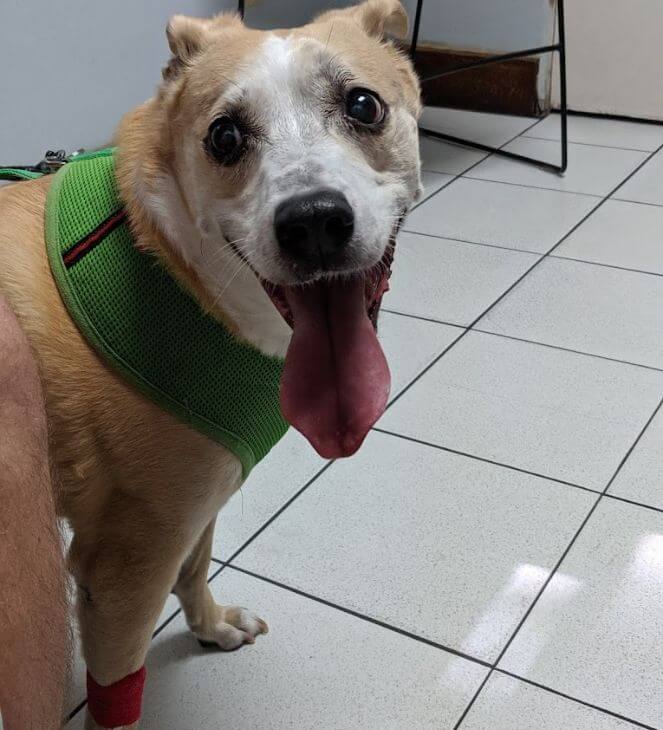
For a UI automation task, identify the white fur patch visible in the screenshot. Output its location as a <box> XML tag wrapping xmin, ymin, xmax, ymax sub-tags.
<box><xmin>135</xmin><ymin>31</ymin><xmax>420</xmax><ymax>358</ymax></box>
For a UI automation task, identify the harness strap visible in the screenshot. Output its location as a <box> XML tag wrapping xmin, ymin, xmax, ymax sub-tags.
<box><xmin>0</xmin><ymin>167</ymin><xmax>45</xmax><ymax>181</ymax></box>
<box><xmin>0</xmin><ymin>148</ymin><xmax>111</xmax><ymax>183</ymax></box>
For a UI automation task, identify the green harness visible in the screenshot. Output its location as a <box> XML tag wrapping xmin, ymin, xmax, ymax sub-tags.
<box><xmin>1</xmin><ymin>151</ymin><xmax>288</xmax><ymax>477</ymax></box>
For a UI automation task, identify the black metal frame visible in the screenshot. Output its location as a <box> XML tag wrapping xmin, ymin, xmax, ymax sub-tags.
<box><xmin>410</xmin><ymin>0</ymin><xmax>568</xmax><ymax>174</ymax></box>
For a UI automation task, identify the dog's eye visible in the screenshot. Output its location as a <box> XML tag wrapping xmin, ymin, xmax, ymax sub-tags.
<box><xmin>345</xmin><ymin>89</ymin><xmax>385</xmax><ymax>126</ymax></box>
<box><xmin>207</xmin><ymin>117</ymin><xmax>243</xmax><ymax>163</ymax></box>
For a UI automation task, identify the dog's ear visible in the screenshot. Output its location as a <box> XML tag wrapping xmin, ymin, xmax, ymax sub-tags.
<box><xmin>318</xmin><ymin>0</ymin><xmax>409</xmax><ymax>41</ymax></box>
<box><xmin>163</xmin><ymin>14</ymin><xmax>241</xmax><ymax>80</ymax></box>
<box><xmin>167</xmin><ymin>16</ymin><xmax>210</xmax><ymax>61</ymax></box>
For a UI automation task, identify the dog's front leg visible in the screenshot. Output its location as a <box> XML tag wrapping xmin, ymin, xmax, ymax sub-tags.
<box><xmin>70</xmin><ymin>518</ymin><xmax>186</xmax><ymax>730</ymax></box>
<box><xmin>173</xmin><ymin>518</ymin><xmax>268</xmax><ymax>651</ymax></box>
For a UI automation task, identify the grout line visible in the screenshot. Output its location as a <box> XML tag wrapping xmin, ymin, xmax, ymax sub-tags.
<box><xmin>66</xmin><ymin>700</ymin><xmax>87</xmax><ymax>723</ymax></box>
<box><xmin>224</xmin><ymin>564</ymin><xmax>492</xmax><ymax>668</ymax></box>
<box><xmin>382</xmin><ymin>308</ymin><xmax>463</xmax><ymax>329</ymax></box>
<box><xmin>604</xmin><ymin>492</ymin><xmax>663</xmax><ymax>517</ymax></box>
<box><xmin>458</xmin><ymin>174</ymin><xmax>602</xmax><ymax>198</ymax></box>
<box><xmin>494</xmin><ymin>670</ymin><xmax>659</xmax><ymax>730</ymax></box>
<box><xmin>453</xmin><ymin>673</ymin><xmax>493</xmax><ymax>729</ymax></box>
<box><xmin>613</xmin><ymin>196</ymin><xmax>663</xmax><ymax>209</ymax></box>
<box><xmin>522</xmin><ymin>133</ymin><xmax>657</xmax><ymax>153</ymax></box>
<box><xmin>454</xmin><ymin>394</ymin><xmax>663</xmax><ymax>729</ymax></box>
<box><xmin>372</xmin><ymin>427</ymin><xmax>599</xmax><ymax>495</ymax></box>
<box><xmin>401</xmin><ymin>227</ymin><xmax>544</xmax><ymax>256</ymax></box>
<box><xmin>463</xmin><ymin>170</ymin><xmax>643</xmax><ymax>199</ymax></box>
<box><xmin>471</xmin><ymin>329</ymin><xmax>663</xmax><ymax>374</ymax></box>
<box><xmin>548</xmin><ymin>253</ymin><xmax>663</xmax><ymax>280</ymax></box>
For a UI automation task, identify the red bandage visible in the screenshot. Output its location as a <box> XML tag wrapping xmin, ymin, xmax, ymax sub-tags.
<box><xmin>86</xmin><ymin>666</ymin><xmax>147</xmax><ymax>728</ymax></box>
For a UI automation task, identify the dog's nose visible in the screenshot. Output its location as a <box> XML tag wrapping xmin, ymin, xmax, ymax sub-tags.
<box><xmin>274</xmin><ymin>189</ymin><xmax>354</xmax><ymax>265</ymax></box>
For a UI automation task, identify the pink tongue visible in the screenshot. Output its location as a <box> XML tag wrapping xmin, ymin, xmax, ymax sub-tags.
<box><xmin>280</xmin><ymin>278</ymin><xmax>390</xmax><ymax>458</ymax></box>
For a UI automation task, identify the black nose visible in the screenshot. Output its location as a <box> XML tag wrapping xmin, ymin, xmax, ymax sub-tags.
<box><xmin>274</xmin><ymin>189</ymin><xmax>355</xmax><ymax>266</ymax></box>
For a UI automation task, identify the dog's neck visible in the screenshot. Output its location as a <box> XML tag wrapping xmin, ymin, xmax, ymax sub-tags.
<box><xmin>114</xmin><ymin>104</ymin><xmax>292</xmax><ymax>359</ymax></box>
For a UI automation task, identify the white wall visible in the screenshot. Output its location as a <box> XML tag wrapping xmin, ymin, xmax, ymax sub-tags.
<box><xmin>405</xmin><ymin>0</ymin><xmax>555</xmax><ymax>54</ymax></box>
<box><xmin>0</xmin><ymin>0</ymin><xmax>234</xmax><ymax>163</ymax></box>
<box><xmin>553</xmin><ymin>0</ymin><xmax>663</xmax><ymax>120</ymax></box>
<box><xmin>245</xmin><ymin>0</ymin><xmax>556</xmax><ymax>52</ymax></box>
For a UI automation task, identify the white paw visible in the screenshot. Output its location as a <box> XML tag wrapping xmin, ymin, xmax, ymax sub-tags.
<box><xmin>196</xmin><ymin>605</ymin><xmax>269</xmax><ymax>651</ymax></box>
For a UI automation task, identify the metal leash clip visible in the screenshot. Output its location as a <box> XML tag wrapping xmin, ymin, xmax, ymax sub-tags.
<box><xmin>34</xmin><ymin>149</ymin><xmax>69</xmax><ymax>174</ymax></box>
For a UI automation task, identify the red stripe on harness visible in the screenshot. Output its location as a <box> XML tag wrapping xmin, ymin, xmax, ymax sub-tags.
<box><xmin>86</xmin><ymin>666</ymin><xmax>146</xmax><ymax>728</ymax></box>
<box><xmin>63</xmin><ymin>209</ymin><xmax>127</xmax><ymax>267</ymax></box>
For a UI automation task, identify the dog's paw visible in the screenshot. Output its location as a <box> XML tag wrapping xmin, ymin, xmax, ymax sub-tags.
<box><xmin>194</xmin><ymin>605</ymin><xmax>269</xmax><ymax>651</ymax></box>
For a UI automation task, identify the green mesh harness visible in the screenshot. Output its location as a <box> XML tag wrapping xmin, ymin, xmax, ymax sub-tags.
<box><xmin>1</xmin><ymin>151</ymin><xmax>288</xmax><ymax>477</ymax></box>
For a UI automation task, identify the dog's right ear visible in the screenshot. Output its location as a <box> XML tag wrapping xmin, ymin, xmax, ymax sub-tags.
<box><xmin>163</xmin><ymin>14</ymin><xmax>241</xmax><ymax>80</ymax></box>
<box><xmin>317</xmin><ymin>0</ymin><xmax>409</xmax><ymax>42</ymax></box>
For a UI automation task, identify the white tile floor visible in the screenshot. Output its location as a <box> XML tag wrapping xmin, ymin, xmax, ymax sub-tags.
<box><xmin>66</xmin><ymin>110</ymin><xmax>663</xmax><ymax>729</ymax></box>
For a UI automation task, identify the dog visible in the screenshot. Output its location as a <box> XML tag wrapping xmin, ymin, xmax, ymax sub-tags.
<box><xmin>0</xmin><ymin>1</ymin><xmax>421</xmax><ymax>727</ymax></box>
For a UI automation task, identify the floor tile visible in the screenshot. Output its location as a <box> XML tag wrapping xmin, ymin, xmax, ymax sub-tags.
<box><xmin>525</xmin><ymin>114</ymin><xmax>663</xmax><ymax>152</ymax></box>
<box><xmin>419</xmin><ymin>134</ymin><xmax>487</xmax><ymax>176</ymax></box>
<box><xmin>404</xmin><ymin>177</ymin><xmax>598</xmax><ymax>254</ymax></box>
<box><xmin>67</xmin><ymin>568</ymin><xmax>488</xmax><ymax>728</ymax></box>
<box><xmin>555</xmin><ymin>199</ymin><xmax>663</xmax><ymax>275</ymax></box>
<box><xmin>479</xmin><ymin>257</ymin><xmax>663</xmax><ymax>369</ymax></box>
<box><xmin>237</xmin><ymin>432</ymin><xmax>593</xmax><ymax>663</ymax></box>
<box><xmin>420</xmin><ymin>170</ymin><xmax>453</xmax><ymax>202</ymax></box>
<box><xmin>615</xmin><ymin>149</ymin><xmax>663</xmax><ymax>206</ymax></box>
<box><xmin>499</xmin><ymin>499</ymin><xmax>663</xmax><ymax>729</ymax></box>
<box><xmin>609</xmin><ymin>406</ymin><xmax>663</xmax><ymax>511</ymax></box>
<box><xmin>380</xmin><ymin>332</ymin><xmax>663</xmax><ymax>489</ymax></box>
<box><xmin>420</xmin><ymin>107</ymin><xmax>538</xmax><ymax>148</ymax></box>
<box><xmin>468</xmin><ymin>138</ymin><xmax>649</xmax><ymax>196</ymax></box>
<box><xmin>213</xmin><ymin>313</ymin><xmax>460</xmax><ymax>561</ymax></box>
<box><xmin>463</xmin><ymin>672</ymin><xmax>641</xmax><ymax>729</ymax></box>
<box><xmin>387</xmin><ymin>232</ymin><xmax>538</xmax><ymax>325</ymax></box>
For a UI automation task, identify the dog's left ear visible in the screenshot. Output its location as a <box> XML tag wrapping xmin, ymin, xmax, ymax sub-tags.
<box><xmin>318</xmin><ymin>0</ymin><xmax>409</xmax><ymax>41</ymax></box>
<box><xmin>163</xmin><ymin>13</ymin><xmax>242</xmax><ymax>80</ymax></box>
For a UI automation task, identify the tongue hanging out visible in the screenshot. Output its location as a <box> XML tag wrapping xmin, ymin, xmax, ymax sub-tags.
<box><xmin>280</xmin><ymin>275</ymin><xmax>391</xmax><ymax>459</ymax></box>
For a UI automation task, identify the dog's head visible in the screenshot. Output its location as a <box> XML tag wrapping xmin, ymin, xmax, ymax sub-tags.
<box><xmin>122</xmin><ymin>0</ymin><xmax>422</xmax><ymax>458</ymax></box>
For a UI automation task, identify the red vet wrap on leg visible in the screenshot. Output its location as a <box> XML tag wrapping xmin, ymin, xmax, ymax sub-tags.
<box><xmin>86</xmin><ymin>666</ymin><xmax>147</xmax><ymax>728</ymax></box>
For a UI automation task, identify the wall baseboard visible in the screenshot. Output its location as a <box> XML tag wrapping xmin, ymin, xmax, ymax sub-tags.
<box><xmin>412</xmin><ymin>45</ymin><xmax>543</xmax><ymax>118</ymax></box>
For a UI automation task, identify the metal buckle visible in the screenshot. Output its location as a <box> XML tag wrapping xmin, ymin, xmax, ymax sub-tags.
<box><xmin>35</xmin><ymin>149</ymin><xmax>68</xmax><ymax>174</ymax></box>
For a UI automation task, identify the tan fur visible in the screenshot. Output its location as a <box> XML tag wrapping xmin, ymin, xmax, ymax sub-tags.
<box><xmin>0</xmin><ymin>2</ymin><xmax>419</xmax><ymax>727</ymax></box>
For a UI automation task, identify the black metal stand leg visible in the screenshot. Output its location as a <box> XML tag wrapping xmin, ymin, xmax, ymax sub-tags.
<box><xmin>413</xmin><ymin>0</ymin><xmax>568</xmax><ymax>175</ymax></box>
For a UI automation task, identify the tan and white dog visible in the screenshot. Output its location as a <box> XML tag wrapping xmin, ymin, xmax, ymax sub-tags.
<box><xmin>0</xmin><ymin>1</ymin><xmax>421</xmax><ymax>726</ymax></box>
